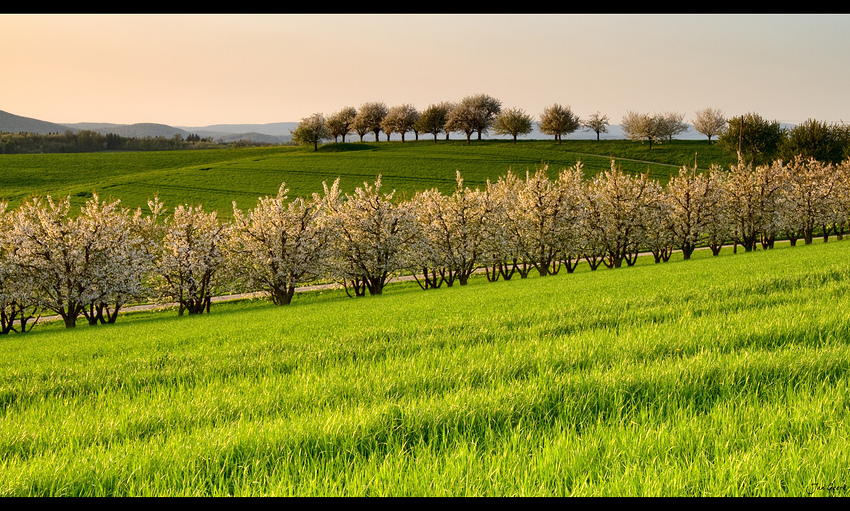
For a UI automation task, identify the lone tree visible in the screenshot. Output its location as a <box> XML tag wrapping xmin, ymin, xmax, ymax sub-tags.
<box><xmin>581</xmin><ymin>111</ymin><xmax>610</xmax><ymax>140</ymax></box>
<box><xmin>291</xmin><ymin>113</ymin><xmax>331</xmax><ymax>151</ymax></box>
<box><xmin>692</xmin><ymin>107</ymin><xmax>726</xmax><ymax>144</ymax></box>
<box><xmin>493</xmin><ymin>107</ymin><xmax>533</xmax><ymax>144</ymax></box>
<box><xmin>538</xmin><ymin>104</ymin><xmax>581</xmax><ymax>143</ymax></box>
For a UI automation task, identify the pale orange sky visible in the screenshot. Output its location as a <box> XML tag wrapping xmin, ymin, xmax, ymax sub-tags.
<box><xmin>3</xmin><ymin>13</ymin><xmax>849</xmax><ymax>127</ymax></box>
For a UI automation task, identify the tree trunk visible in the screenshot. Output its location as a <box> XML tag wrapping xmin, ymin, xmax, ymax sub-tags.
<box><xmin>271</xmin><ymin>284</ymin><xmax>296</xmax><ymax>305</ymax></box>
<box><xmin>564</xmin><ymin>255</ymin><xmax>580</xmax><ymax>273</ymax></box>
<box><xmin>499</xmin><ymin>261</ymin><xmax>516</xmax><ymax>281</ymax></box>
<box><xmin>84</xmin><ymin>303</ymin><xmax>99</xmax><ymax>325</ymax></box>
<box><xmin>535</xmin><ymin>262</ymin><xmax>549</xmax><ymax>277</ymax></box>
<box><xmin>62</xmin><ymin>314</ymin><xmax>77</xmax><ymax>328</ymax></box>
<box><xmin>367</xmin><ymin>274</ymin><xmax>387</xmax><ymax>296</ymax></box>
<box><xmin>343</xmin><ymin>278</ymin><xmax>367</xmax><ymax>297</ymax></box>
<box><xmin>710</xmin><ymin>242</ymin><xmax>723</xmax><ymax>256</ymax></box>
<box><xmin>512</xmin><ymin>259</ymin><xmax>531</xmax><ymax>278</ymax></box>
<box><xmin>441</xmin><ymin>267</ymin><xmax>455</xmax><ymax>287</ymax></box>
<box><xmin>485</xmin><ymin>263</ymin><xmax>501</xmax><ymax>282</ymax></box>
<box><xmin>105</xmin><ymin>304</ymin><xmax>120</xmax><ymax>324</ymax></box>
<box><xmin>604</xmin><ymin>251</ymin><xmax>623</xmax><ymax>269</ymax></box>
<box><xmin>1</xmin><ymin>310</ymin><xmax>13</xmax><ymax>335</ymax></box>
<box><xmin>585</xmin><ymin>254</ymin><xmax>603</xmax><ymax>271</ymax></box>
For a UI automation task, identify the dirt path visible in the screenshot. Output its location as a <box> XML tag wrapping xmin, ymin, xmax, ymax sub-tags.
<box><xmin>35</xmin><ymin>237</ymin><xmax>837</xmax><ymax>325</ymax></box>
<box><xmin>34</xmin><ymin>274</ymin><xmax>424</xmax><ymax>325</ymax></box>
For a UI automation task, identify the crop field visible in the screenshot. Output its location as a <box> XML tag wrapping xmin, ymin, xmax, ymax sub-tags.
<box><xmin>1</xmin><ymin>140</ymin><xmax>845</xmax><ymax>496</ymax></box>
<box><xmin>1</xmin><ymin>238</ymin><xmax>849</xmax><ymax>496</ymax></box>
<box><xmin>0</xmin><ymin>139</ymin><xmax>735</xmax><ymax>218</ymax></box>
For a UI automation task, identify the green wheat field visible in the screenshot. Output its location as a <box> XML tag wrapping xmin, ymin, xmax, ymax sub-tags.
<box><xmin>0</xmin><ymin>139</ymin><xmax>735</xmax><ymax>216</ymax></box>
<box><xmin>0</xmin><ymin>140</ymin><xmax>847</xmax><ymax>496</ymax></box>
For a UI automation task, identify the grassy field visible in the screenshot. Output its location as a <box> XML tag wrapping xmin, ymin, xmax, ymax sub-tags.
<box><xmin>0</xmin><ymin>139</ymin><xmax>736</xmax><ymax>218</ymax></box>
<box><xmin>1</xmin><ymin>239</ymin><xmax>848</xmax><ymax>496</ymax></box>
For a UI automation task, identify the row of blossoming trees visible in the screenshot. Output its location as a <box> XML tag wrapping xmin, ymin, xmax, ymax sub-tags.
<box><xmin>1</xmin><ymin>155</ymin><xmax>849</xmax><ymax>332</ymax></box>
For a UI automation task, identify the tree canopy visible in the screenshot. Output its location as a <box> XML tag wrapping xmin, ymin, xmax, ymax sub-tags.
<box><xmin>538</xmin><ymin>104</ymin><xmax>581</xmax><ymax>143</ymax></box>
<box><xmin>718</xmin><ymin>112</ymin><xmax>785</xmax><ymax>164</ymax></box>
<box><xmin>493</xmin><ymin>108</ymin><xmax>533</xmax><ymax>144</ymax></box>
<box><xmin>291</xmin><ymin>113</ymin><xmax>331</xmax><ymax>151</ymax></box>
<box><xmin>581</xmin><ymin>111</ymin><xmax>610</xmax><ymax>141</ymax></box>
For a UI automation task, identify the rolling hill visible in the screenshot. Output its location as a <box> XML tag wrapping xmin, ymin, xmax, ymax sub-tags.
<box><xmin>0</xmin><ymin>110</ymin><xmax>291</xmax><ymax>144</ymax></box>
<box><xmin>1</xmin><ymin>108</ymin><xmax>797</xmax><ymax>145</ymax></box>
<box><xmin>0</xmin><ymin>110</ymin><xmax>78</xmax><ymax>135</ymax></box>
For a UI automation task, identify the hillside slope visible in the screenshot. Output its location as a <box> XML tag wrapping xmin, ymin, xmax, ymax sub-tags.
<box><xmin>0</xmin><ymin>110</ymin><xmax>76</xmax><ymax>135</ymax></box>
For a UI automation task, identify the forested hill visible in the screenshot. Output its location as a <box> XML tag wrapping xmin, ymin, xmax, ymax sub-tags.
<box><xmin>0</xmin><ymin>110</ymin><xmax>291</xmax><ymax>144</ymax></box>
<box><xmin>0</xmin><ymin>110</ymin><xmax>75</xmax><ymax>135</ymax></box>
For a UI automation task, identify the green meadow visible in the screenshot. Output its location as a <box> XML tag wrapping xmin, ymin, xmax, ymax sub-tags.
<box><xmin>1</xmin><ymin>140</ymin><xmax>846</xmax><ymax>496</ymax></box>
<box><xmin>0</xmin><ymin>139</ymin><xmax>735</xmax><ymax>217</ymax></box>
<box><xmin>1</xmin><ymin>239</ymin><xmax>849</xmax><ymax>496</ymax></box>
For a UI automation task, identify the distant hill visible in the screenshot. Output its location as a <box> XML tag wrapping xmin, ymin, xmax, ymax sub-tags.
<box><xmin>63</xmin><ymin>122</ymin><xmax>128</xmax><ymax>132</ymax></box>
<box><xmin>0</xmin><ymin>112</ymin><xmax>290</xmax><ymax>144</ymax></box>
<box><xmin>191</xmin><ymin>131</ymin><xmax>288</xmax><ymax>144</ymax></box>
<box><xmin>178</xmin><ymin>122</ymin><xmax>299</xmax><ymax>137</ymax></box>
<box><xmin>2</xmin><ymin>109</ymin><xmax>798</xmax><ymax>146</ymax></box>
<box><xmin>0</xmin><ymin>110</ymin><xmax>76</xmax><ymax>135</ymax></box>
<box><xmin>84</xmin><ymin>123</ymin><xmax>191</xmax><ymax>139</ymax></box>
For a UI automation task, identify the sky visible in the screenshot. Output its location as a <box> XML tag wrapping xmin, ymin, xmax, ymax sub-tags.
<box><xmin>3</xmin><ymin>13</ymin><xmax>850</xmax><ymax>128</ymax></box>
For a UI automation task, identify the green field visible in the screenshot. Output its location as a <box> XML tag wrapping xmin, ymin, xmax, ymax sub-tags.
<box><xmin>0</xmin><ymin>139</ymin><xmax>735</xmax><ymax>218</ymax></box>
<box><xmin>2</xmin><ymin>140</ymin><xmax>845</xmax><ymax>496</ymax></box>
<box><xmin>1</xmin><ymin>239</ymin><xmax>849</xmax><ymax>496</ymax></box>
